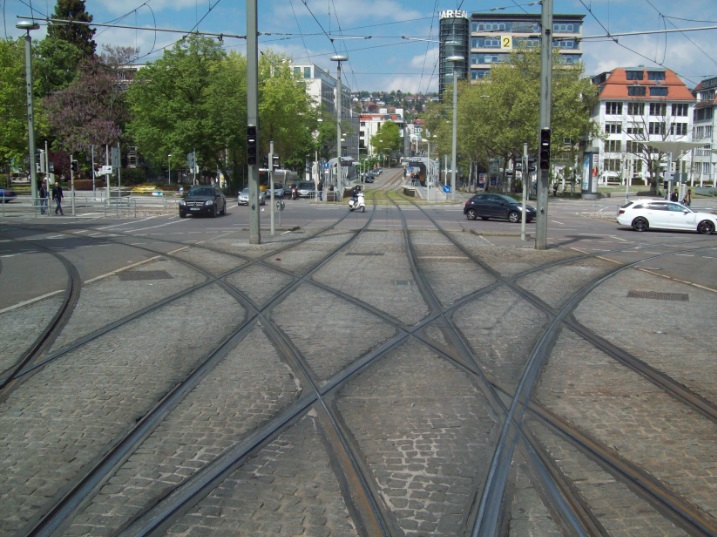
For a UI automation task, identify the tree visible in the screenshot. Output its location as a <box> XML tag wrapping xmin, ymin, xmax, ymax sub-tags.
<box><xmin>0</xmin><ymin>39</ymin><xmax>33</xmax><ymax>179</ymax></box>
<box><xmin>371</xmin><ymin>122</ymin><xmax>402</xmax><ymax>164</ymax></box>
<box><xmin>34</xmin><ymin>38</ymin><xmax>84</xmax><ymax>97</ymax></box>
<box><xmin>258</xmin><ymin>52</ymin><xmax>320</xmax><ymax>171</ymax></box>
<box><xmin>44</xmin><ymin>51</ymin><xmax>131</xmax><ymax>164</ymax></box>
<box><xmin>47</xmin><ymin>0</ymin><xmax>97</xmax><ymax>57</ymax></box>
<box><xmin>425</xmin><ymin>48</ymin><xmax>600</xmax><ymax>191</ymax></box>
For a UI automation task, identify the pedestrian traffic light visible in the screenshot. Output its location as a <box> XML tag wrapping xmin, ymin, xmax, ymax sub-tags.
<box><xmin>71</xmin><ymin>160</ymin><xmax>78</xmax><ymax>172</ymax></box>
<box><xmin>247</xmin><ymin>126</ymin><xmax>257</xmax><ymax>165</ymax></box>
<box><xmin>539</xmin><ymin>128</ymin><xmax>551</xmax><ymax>171</ymax></box>
<box><xmin>272</xmin><ymin>155</ymin><xmax>279</xmax><ymax>170</ymax></box>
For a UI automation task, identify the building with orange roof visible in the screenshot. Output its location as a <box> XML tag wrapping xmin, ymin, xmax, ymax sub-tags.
<box><xmin>590</xmin><ymin>67</ymin><xmax>695</xmax><ymax>189</ymax></box>
<box><xmin>691</xmin><ymin>76</ymin><xmax>717</xmax><ymax>187</ymax></box>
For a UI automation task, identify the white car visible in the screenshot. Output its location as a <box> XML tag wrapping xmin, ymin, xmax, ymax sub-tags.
<box><xmin>617</xmin><ymin>199</ymin><xmax>717</xmax><ymax>234</ymax></box>
<box><xmin>237</xmin><ymin>188</ymin><xmax>266</xmax><ymax>206</ymax></box>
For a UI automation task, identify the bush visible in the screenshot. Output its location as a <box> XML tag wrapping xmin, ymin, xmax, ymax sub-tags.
<box><xmin>74</xmin><ymin>178</ymin><xmax>106</xmax><ymax>190</ymax></box>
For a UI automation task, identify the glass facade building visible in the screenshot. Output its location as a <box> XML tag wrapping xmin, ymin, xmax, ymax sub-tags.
<box><xmin>438</xmin><ymin>10</ymin><xmax>470</xmax><ymax>97</ymax></box>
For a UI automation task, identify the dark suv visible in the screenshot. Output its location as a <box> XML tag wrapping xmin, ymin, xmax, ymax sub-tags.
<box><xmin>179</xmin><ymin>186</ymin><xmax>227</xmax><ymax>218</ymax></box>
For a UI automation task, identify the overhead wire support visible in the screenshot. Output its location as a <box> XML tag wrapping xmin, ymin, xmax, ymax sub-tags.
<box><xmin>16</xmin><ymin>16</ymin><xmax>247</xmax><ymax>39</ymax></box>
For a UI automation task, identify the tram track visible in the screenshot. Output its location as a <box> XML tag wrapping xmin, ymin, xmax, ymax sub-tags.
<box><xmin>0</xmin><ymin>187</ymin><xmax>715</xmax><ymax>536</ymax></box>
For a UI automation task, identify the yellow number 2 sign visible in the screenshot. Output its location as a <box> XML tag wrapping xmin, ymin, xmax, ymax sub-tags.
<box><xmin>501</xmin><ymin>36</ymin><xmax>512</xmax><ymax>49</ymax></box>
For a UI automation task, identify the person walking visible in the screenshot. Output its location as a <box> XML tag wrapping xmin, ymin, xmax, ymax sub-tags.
<box><xmin>670</xmin><ymin>189</ymin><xmax>678</xmax><ymax>202</ymax></box>
<box><xmin>683</xmin><ymin>188</ymin><xmax>692</xmax><ymax>207</ymax></box>
<box><xmin>38</xmin><ymin>180</ymin><xmax>48</xmax><ymax>215</ymax></box>
<box><xmin>317</xmin><ymin>179</ymin><xmax>324</xmax><ymax>201</ymax></box>
<box><xmin>52</xmin><ymin>181</ymin><xmax>64</xmax><ymax>215</ymax></box>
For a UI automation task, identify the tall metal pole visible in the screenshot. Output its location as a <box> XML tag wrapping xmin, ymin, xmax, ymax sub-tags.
<box><xmin>247</xmin><ymin>0</ymin><xmax>260</xmax><ymax>244</ymax></box>
<box><xmin>521</xmin><ymin>142</ymin><xmax>528</xmax><ymax>241</ymax></box>
<box><xmin>331</xmin><ymin>55</ymin><xmax>347</xmax><ymax>191</ymax></box>
<box><xmin>447</xmin><ymin>56</ymin><xmax>463</xmax><ymax>202</ymax></box>
<box><xmin>535</xmin><ymin>0</ymin><xmax>553</xmax><ymax>249</ymax></box>
<box><xmin>17</xmin><ymin>21</ymin><xmax>39</xmax><ymax>207</ymax></box>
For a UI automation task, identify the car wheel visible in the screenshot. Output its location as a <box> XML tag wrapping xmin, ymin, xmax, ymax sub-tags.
<box><xmin>466</xmin><ymin>208</ymin><xmax>478</xmax><ymax>220</ymax></box>
<box><xmin>697</xmin><ymin>220</ymin><xmax>715</xmax><ymax>234</ymax></box>
<box><xmin>632</xmin><ymin>216</ymin><xmax>648</xmax><ymax>232</ymax></box>
<box><xmin>179</xmin><ymin>211</ymin><xmax>186</xmax><ymax>219</ymax></box>
<box><xmin>220</xmin><ymin>202</ymin><xmax>226</xmax><ymax>215</ymax></box>
<box><xmin>480</xmin><ymin>216</ymin><xmax>489</xmax><ymax>221</ymax></box>
<box><xmin>508</xmin><ymin>211</ymin><xmax>520</xmax><ymax>223</ymax></box>
<box><xmin>211</xmin><ymin>204</ymin><xmax>217</xmax><ymax>218</ymax></box>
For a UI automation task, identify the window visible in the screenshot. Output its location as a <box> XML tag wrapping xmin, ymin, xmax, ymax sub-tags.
<box><xmin>672</xmin><ymin>103</ymin><xmax>688</xmax><ymax>116</ymax></box>
<box><xmin>705</xmin><ymin>163</ymin><xmax>711</xmax><ymax>175</ymax></box>
<box><xmin>603</xmin><ymin>158</ymin><xmax>622</xmax><ymax>172</ymax></box>
<box><xmin>473</xmin><ymin>37</ymin><xmax>501</xmax><ymax>48</ymax></box>
<box><xmin>670</xmin><ymin>123</ymin><xmax>687</xmax><ymax>136</ymax></box>
<box><xmin>626</xmin><ymin>141</ymin><xmax>642</xmax><ymax>153</ymax></box>
<box><xmin>650</xmin><ymin>87</ymin><xmax>668</xmax><ymax>97</ymax></box>
<box><xmin>606</xmin><ymin>140</ymin><xmax>622</xmax><ymax>152</ymax></box>
<box><xmin>605</xmin><ymin>102</ymin><xmax>622</xmax><ymax>115</ymax></box>
<box><xmin>649</xmin><ymin>122</ymin><xmax>665</xmax><ymax>135</ymax></box>
<box><xmin>553</xmin><ymin>22</ymin><xmax>577</xmax><ymax>33</ymax></box>
<box><xmin>626</xmin><ymin>125</ymin><xmax>644</xmax><ymax>135</ymax></box>
<box><xmin>605</xmin><ymin>122</ymin><xmax>622</xmax><ymax>134</ymax></box>
<box><xmin>649</xmin><ymin>103</ymin><xmax>666</xmax><ymax>116</ymax></box>
<box><xmin>628</xmin><ymin>103</ymin><xmax>645</xmax><ymax>115</ymax></box>
<box><xmin>627</xmin><ymin>86</ymin><xmax>646</xmax><ymax>96</ymax></box>
<box><xmin>626</xmin><ymin>71</ymin><xmax>644</xmax><ymax>81</ymax></box>
<box><xmin>694</xmin><ymin>108</ymin><xmax>714</xmax><ymax>121</ymax></box>
<box><xmin>647</xmin><ymin>71</ymin><xmax>666</xmax><ymax>81</ymax></box>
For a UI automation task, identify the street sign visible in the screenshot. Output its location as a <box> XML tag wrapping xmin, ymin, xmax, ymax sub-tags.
<box><xmin>111</xmin><ymin>147</ymin><xmax>120</xmax><ymax>169</ymax></box>
<box><xmin>101</xmin><ymin>165</ymin><xmax>113</xmax><ymax>175</ymax></box>
<box><xmin>443</xmin><ymin>185</ymin><xmax>451</xmax><ymax>193</ymax></box>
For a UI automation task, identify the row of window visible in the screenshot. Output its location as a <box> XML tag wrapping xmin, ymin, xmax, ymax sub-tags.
<box><xmin>625</xmin><ymin>70</ymin><xmax>666</xmax><ymax>81</ymax></box>
<box><xmin>626</xmin><ymin>86</ymin><xmax>668</xmax><ymax>97</ymax></box>
<box><xmin>604</xmin><ymin>122</ymin><xmax>688</xmax><ymax>137</ymax></box>
<box><xmin>471</xmin><ymin>37</ymin><xmax>579</xmax><ymax>49</ymax></box>
<box><xmin>694</xmin><ymin>126</ymin><xmax>714</xmax><ymax>140</ymax></box>
<box><xmin>694</xmin><ymin>162</ymin><xmax>712</xmax><ymax>175</ymax></box>
<box><xmin>471</xmin><ymin>52</ymin><xmax>581</xmax><ymax>65</ymax></box>
<box><xmin>471</xmin><ymin>21</ymin><xmax>581</xmax><ymax>33</ymax></box>
<box><xmin>695</xmin><ymin>108</ymin><xmax>714</xmax><ymax>121</ymax></box>
<box><xmin>605</xmin><ymin>102</ymin><xmax>688</xmax><ymax>116</ymax></box>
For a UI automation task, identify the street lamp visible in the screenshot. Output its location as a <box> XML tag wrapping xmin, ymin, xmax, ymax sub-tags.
<box><xmin>447</xmin><ymin>55</ymin><xmax>464</xmax><ymax>202</ymax></box>
<box><xmin>331</xmin><ymin>54</ymin><xmax>348</xmax><ymax>189</ymax></box>
<box><xmin>168</xmin><ymin>154</ymin><xmax>172</xmax><ymax>185</ymax></box>
<box><xmin>16</xmin><ymin>20</ymin><xmax>40</xmax><ymax>208</ymax></box>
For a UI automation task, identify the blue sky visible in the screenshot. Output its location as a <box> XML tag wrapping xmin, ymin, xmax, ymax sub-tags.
<box><xmin>5</xmin><ymin>0</ymin><xmax>717</xmax><ymax>92</ymax></box>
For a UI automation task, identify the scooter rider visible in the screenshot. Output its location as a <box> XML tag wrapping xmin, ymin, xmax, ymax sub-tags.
<box><xmin>351</xmin><ymin>184</ymin><xmax>362</xmax><ymax>202</ymax></box>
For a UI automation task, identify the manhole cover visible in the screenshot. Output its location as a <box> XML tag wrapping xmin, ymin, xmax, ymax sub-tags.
<box><xmin>627</xmin><ymin>290</ymin><xmax>688</xmax><ymax>301</ymax></box>
<box><xmin>118</xmin><ymin>270</ymin><xmax>173</xmax><ymax>281</ymax></box>
<box><xmin>394</xmin><ymin>280</ymin><xmax>412</xmax><ymax>286</ymax></box>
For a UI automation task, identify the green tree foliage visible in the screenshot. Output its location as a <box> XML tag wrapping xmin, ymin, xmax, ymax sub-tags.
<box><xmin>34</xmin><ymin>38</ymin><xmax>84</xmax><ymax>97</ymax></box>
<box><xmin>47</xmin><ymin>0</ymin><xmax>97</xmax><ymax>57</ymax></box>
<box><xmin>258</xmin><ymin>52</ymin><xmax>321</xmax><ymax>171</ymax></box>
<box><xmin>0</xmin><ymin>39</ymin><xmax>33</xmax><ymax>175</ymax></box>
<box><xmin>371</xmin><ymin>121</ymin><xmax>402</xmax><ymax>161</ymax></box>
<box><xmin>127</xmin><ymin>36</ymin><xmax>234</xmax><ymax>184</ymax></box>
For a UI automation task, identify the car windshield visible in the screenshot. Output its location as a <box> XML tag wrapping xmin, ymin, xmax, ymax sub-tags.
<box><xmin>189</xmin><ymin>188</ymin><xmax>215</xmax><ymax>196</ymax></box>
<box><xmin>240</xmin><ymin>188</ymin><xmax>249</xmax><ymax>194</ymax></box>
<box><xmin>298</xmin><ymin>182</ymin><xmax>314</xmax><ymax>189</ymax></box>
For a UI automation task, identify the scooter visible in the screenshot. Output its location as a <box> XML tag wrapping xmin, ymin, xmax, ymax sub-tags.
<box><xmin>348</xmin><ymin>191</ymin><xmax>365</xmax><ymax>213</ymax></box>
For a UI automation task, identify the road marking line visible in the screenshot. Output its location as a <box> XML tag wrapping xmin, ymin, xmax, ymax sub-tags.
<box><xmin>552</xmin><ymin>220</ymin><xmax>564</xmax><ymax>225</ymax></box>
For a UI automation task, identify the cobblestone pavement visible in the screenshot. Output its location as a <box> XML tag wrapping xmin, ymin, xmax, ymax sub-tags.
<box><xmin>1</xmin><ymin>209</ymin><xmax>716</xmax><ymax>537</ymax></box>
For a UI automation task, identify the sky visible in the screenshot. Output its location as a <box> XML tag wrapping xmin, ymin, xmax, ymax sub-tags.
<box><xmin>5</xmin><ymin>0</ymin><xmax>717</xmax><ymax>93</ymax></box>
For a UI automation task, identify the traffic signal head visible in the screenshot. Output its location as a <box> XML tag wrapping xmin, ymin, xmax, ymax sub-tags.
<box><xmin>539</xmin><ymin>128</ymin><xmax>551</xmax><ymax>171</ymax></box>
<box><xmin>272</xmin><ymin>155</ymin><xmax>280</xmax><ymax>170</ymax></box>
<box><xmin>71</xmin><ymin>161</ymin><xmax>78</xmax><ymax>172</ymax></box>
<box><xmin>247</xmin><ymin>126</ymin><xmax>257</xmax><ymax>165</ymax></box>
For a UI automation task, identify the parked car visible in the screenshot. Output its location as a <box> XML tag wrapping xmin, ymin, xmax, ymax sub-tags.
<box><xmin>296</xmin><ymin>181</ymin><xmax>315</xmax><ymax>198</ymax></box>
<box><xmin>0</xmin><ymin>187</ymin><xmax>17</xmax><ymax>203</ymax></box>
<box><xmin>237</xmin><ymin>187</ymin><xmax>266</xmax><ymax>206</ymax></box>
<box><xmin>364</xmin><ymin>172</ymin><xmax>375</xmax><ymax>183</ymax></box>
<box><xmin>617</xmin><ymin>199</ymin><xmax>716</xmax><ymax>234</ymax></box>
<box><xmin>463</xmin><ymin>193</ymin><xmax>536</xmax><ymax>223</ymax></box>
<box><xmin>178</xmin><ymin>185</ymin><xmax>226</xmax><ymax>218</ymax></box>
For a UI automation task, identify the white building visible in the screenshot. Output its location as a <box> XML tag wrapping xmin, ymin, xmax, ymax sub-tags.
<box><xmin>590</xmin><ymin>67</ymin><xmax>695</xmax><ymax>186</ymax></box>
<box><xmin>359</xmin><ymin>109</ymin><xmax>406</xmax><ymax>159</ymax></box>
<box><xmin>691</xmin><ymin>76</ymin><xmax>717</xmax><ymax>187</ymax></box>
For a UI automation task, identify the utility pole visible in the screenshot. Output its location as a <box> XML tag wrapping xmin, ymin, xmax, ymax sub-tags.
<box><xmin>247</xmin><ymin>0</ymin><xmax>260</xmax><ymax>244</ymax></box>
<box><xmin>535</xmin><ymin>0</ymin><xmax>553</xmax><ymax>250</ymax></box>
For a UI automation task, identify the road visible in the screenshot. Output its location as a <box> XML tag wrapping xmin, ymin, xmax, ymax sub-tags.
<box><xmin>0</xmin><ymin>170</ymin><xmax>715</xmax><ymax>537</ymax></box>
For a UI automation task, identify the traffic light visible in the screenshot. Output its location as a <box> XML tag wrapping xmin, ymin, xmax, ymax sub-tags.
<box><xmin>272</xmin><ymin>155</ymin><xmax>280</xmax><ymax>170</ymax></box>
<box><xmin>71</xmin><ymin>160</ymin><xmax>78</xmax><ymax>173</ymax></box>
<box><xmin>539</xmin><ymin>128</ymin><xmax>551</xmax><ymax>171</ymax></box>
<box><xmin>247</xmin><ymin>126</ymin><xmax>257</xmax><ymax>165</ymax></box>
